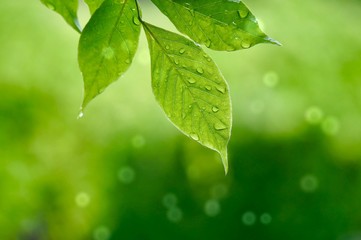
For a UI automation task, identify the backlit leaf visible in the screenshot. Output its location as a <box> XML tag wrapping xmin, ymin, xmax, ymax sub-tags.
<box><xmin>144</xmin><ymin>22</ymin><xmax>232</xmax><ymax>173</ymax></box>
<box><xmin>78</xmin><ymin>0</ymin><xmax>141</xmax><ymax>109</ymax></box>
<box><xmin>84</xmin><ymin>0</ymin><xmax>105</xmax><ymax>14</ymax></box>
<box><xmin>40</xmin><ymin>0</ymin><xmax>81</xmax><ymax>32</ymax></box>
<box><xmin>151</xmin><ymin>0</ymin><xmax>280</xmax><ymax>51</ymax></box>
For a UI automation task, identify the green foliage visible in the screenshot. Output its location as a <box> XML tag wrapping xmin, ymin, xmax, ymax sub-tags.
<box><xmin>40</xmin><ymin>0</ymin><xmax>81</xmax><ymax>32</ymax></box>
<box><xmin>40</xmin><ymin>0</ymin><xmax>279</xmax><ymax>173</ymax></box>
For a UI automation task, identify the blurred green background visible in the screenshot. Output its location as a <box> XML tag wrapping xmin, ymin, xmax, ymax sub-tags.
<box><xmin>1</xmin><ymin>0</ymin><xmax>361</xmax><ymax>239</ymax></box>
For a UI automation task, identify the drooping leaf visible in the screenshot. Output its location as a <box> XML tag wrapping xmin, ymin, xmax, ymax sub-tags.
<box><xmin>40</xmin><ymin>0</ymin><xmax>81</xmax><ymax>32</ymax></box>
<box><xmin>143</xmin><ymin>22</ymin><xmax>232</xmax><ymax>173</ymax></box>
<box><xmin>84</xmin><ymin>0</ymin><xmax>105</xmax><ymax>14</ymax></box>
<box><xmin>78</xmin><ymin>0</ymin><xmax>141</xmax><ymax>109</ymax></box>
<box><xmin>151</xmin><ymin>0</ymin><xmax>280</xmax><ymax>51</ymax></box>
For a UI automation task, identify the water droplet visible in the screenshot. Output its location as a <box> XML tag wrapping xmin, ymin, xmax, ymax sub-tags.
<box><xmin>174</xmin><ymin>59</ymin><xmax>179</xmax><ymax>65</ymax></box>
<box><xmin>187</xmin><ymin>78</ymin><xmax>196</xmax><ymax>84</ymax></box>
<box><xmin>238</xmin><ymin>9</ymin><xmax>249</xmax><ymax>18</ymax></box>
<box><xmin>216</xmin><ymin>86</ymin><xmax>226</xmax><ymax>94</ymax></box>
<box><xmin>98</xmin><ymin>87</ymin><xmax>105</xmax><ymax>94</ymax></box>
<box><xmin>132</xmin><ymin>16</ymin><xmax>141</xmax><ymax>25</ymax></box>
<box><xmin>118</xmin><ymin>166</ymin><xmax>136</xmax><ymax>184</ymax></box>
<box><xmin>196</xmin><ymin>67</ymin><xmax>204</xmax><ymax>74</ymax></box>
<box><xmin>188</xmin><ymin>104</ymin><xmax>192</xmax><ymax>109</ymax></box>
<box><xmin>204</xmin><ymin>199</ymin><xmax>221</xmax><ymax>217</ymax></box>
<box><xmin>214</xmin><ymin>122</ymin><xmax>227</xmax><ymax>130</ymax></box>
<box><xmin>75</xmin><ymin>192</ymin><xmax>90</xmax><ymax>208</ymax></box>
<box><xmin>165</xmin><ymin>45</ymin><xmax>170</xmax><ymax>50</ymax></box>
<box><xmin>102</xmin><ymin>47</ymin><xmax>114</xmax><ymax>59</ymax></box>
<box><xmin>242</xmin><ymin>211</ymin><xmax>256</xmax><ymax>226</ymax></box>
<box><xmin>205</xmin><ymin>40</ymin><xmax>211</xmax><ymax>47</ymax></box>
<box><xmin>207</xmin><ymin>58</ymin><xmax>212</xmax><ymax>62</ymax></box>
<box><xmin>212</xmin><ymin>106</ymin><xmax>219</xmax><ymax>113</ymax></box>
<box><xmin>260</xmin><ymin>213</ymin><xmax>272</xmax><ymax>225</ymax></box>
<box><xmin>77</xmin><ymin>110</ymin><xmax>84</xmax><ymax>119</ymax></box>
<box><xmin>205</xmin><ymin>85</ymin><xmax>212</xmax><ymax>91</ymax></box>
<box><xmin>179</xmin><ymin>48</ymin><xmax>185</xmax><ymax>54</ymax></box>
<box><xmin>190</xmin><ymin>133</ymin><xmax>199</xmax><ymax>141</ymax></box>
<box><xmin>125</xmin><ymin>59</ymin><xmax>131</xmax><ymax>64</ymax></box>
<box><xmin>45</xmin><ymin>2</ymin><xmax>55</xmax><ymax>10</ymax></box>
<box><xmin>241</xmin><ymin>40</ymin><xmax>251</xmax><ymax>49</ymax></box>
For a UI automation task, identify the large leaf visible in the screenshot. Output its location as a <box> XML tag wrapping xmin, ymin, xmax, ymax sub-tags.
<box><xmin>78</xmin><ymin>0</ymin><xmax>141</xmax><ymax>108</ymax></box>
<box><xmin>144</xmin><ymin>22</ymin><xmax>232</xmax><ymax>173</ymax></box>
<box><xmin>151</xmin><ymin>0</ymin><xmax>280</xmax><ymax>51</ymax></box>
<box><xmin>40</xmin><ymin>0</ymin><xmax>81</xmax><ymax>32</ymax></box>
<box><xmin>84</xmin><ymin>0</ymin><xmax>105</xmax><ymax>14</ymax></box>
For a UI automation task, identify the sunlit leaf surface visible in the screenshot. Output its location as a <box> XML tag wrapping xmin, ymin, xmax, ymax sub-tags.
<box><xmin>84</xmin><ymin>0</ymin><xmax>105</xmax><ymax>14</ymax></box>
<box><xmin>78</xmin><ymin>0</ymin><xmax>141</xmax><ymax>108</ymax></box>
<box><xmin>151</xmin><ymin>0</ymin><xmax>280</xmax><ymax>51</ymax></box>
<box><xmin>40</xmin><ymin>0</ymin><xmax>81</xmax><ymax>32</ymax></box>
<box><xmin>144</xmin><ymin>22</ymin><xmax>232</xmax><ymax>172</ymax></box>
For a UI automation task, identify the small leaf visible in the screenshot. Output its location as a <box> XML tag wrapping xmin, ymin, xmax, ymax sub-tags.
<box><xmin>40</xmin><ymin>0</ymin><xmax>81</xmax><ymax>32</ymax></box>
<box><xmin>143</xmin><ymin>22</ymin><xmax>232</xmax><ymax>173</ymax></box>
<box><xmin>151</xmin><ymin>0</ymin><xmax>280</xmax><ymax>51</ymax></box>
<box><xmin>78</xmin><ymin>0</ymin><xmax>141</xmax><ymax>108</ymax></box>
<box><xmin>84</xmin><ymin>0</ymin><xmax>105</xmax><ymax>14</ymax></box>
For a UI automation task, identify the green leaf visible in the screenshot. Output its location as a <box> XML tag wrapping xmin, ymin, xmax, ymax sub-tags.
<box><xmin>78</xmin><ymin>0</ymin><xmax>141</xmax><ymax>108</ymax></box>
<box><xmin>84</xmin><ymin>0</ymin><xmax>105</xmax><ymax>14</ymax></box>
<box><xmin>151</xmin><ymin>0</ymin><xmax>280</xmax><ymax>51</ymax></box>
<box><xmin>40</xmin><ymin>0</ymin><xmax>81</xmax><ymax>32</ymax></box>
<box><xmin>143</xmin><ymin>22</ymin><xmax>232</xmax><ymax>173</ymax></box>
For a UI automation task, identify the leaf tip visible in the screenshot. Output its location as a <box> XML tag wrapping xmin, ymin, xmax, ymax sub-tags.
<box><xmin>220</xmin><ymin>149</ymin><xmax>229</xmax><ymax>175</ymax></box>
<box><xmin>266</xmin><ymin>36</ymin><xmax>282</xmax><ymax>46</ymax></box>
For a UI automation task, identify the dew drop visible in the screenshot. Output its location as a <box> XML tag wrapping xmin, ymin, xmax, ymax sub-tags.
<box><xmin>187</xmin><ymin>78</ymin><xmax>196</xmax><ymax>84</ymax></box>
<box><xmin>212</xmin><ymin>106</ymin><xmax>219</xmax><ymax>113</ymax></box>
<box><xmin>205</xmin><ymin>85</ymin><xmax>212</xmax><ymax>91</ymax></box>
<box><xmin>216</xmin><ymin>86</ymin><xmax>226</xmax><ymax>94</ymax></box>
<box><xmin>214</xmin><ymin>122</ymin><xmax>227</xmax><ymax>130</ymax></box>
<box><xmin>238</xmin><ymin>9</ymin><xmax>249</xmax><ymax>18</ymax></box>
<box><xmin>196</xmin><ymin>67</ymin><xmax>204</xmax><ymax>74</ymax></box>
<box><xmin>205</xmin><ymin>40</ymin><xmax>211</xmax><ymax>48</ymax></box>
<box><xmin>45</xmin><ymin>2</ymin><xmax>55</xmax><ymax>10</ymax></box>
<box><xmin>207</xmin><ymin>58</ymin><xmax>212</xmax><ymax>62</ymax></box>
<box><xmin>179</xmin><ymin>48</ymin><xmax>185</xmax><ymax>54</ymax></box>
<box><xmin>165</xmin><ymin>45</ymin><xmax>170</xmax><ymax>50</ymax></box>
<box><xmin>125</xmin><ymin>59</ymin><xmax>131</xmax><ymax>64</ymax></box>
<box><xmin>174</xmin><ymin>59</ymin><xmax>179</xmax><ymax>65</ymax></box>
<box><xmin>241</xmin><ymin>40</ymin><xmax>251</xmax><ymax>49</ymax></box>
<box><xmin>77</xmin><ymin>110</ymin><xmax>84</xmax><ymax>119</ymax></box>
<box><xmin>132</xmin><ymin>16</ymin><xmax>141</xmax><ymax>26</ymax></box>
<box><xmin>190</xmin><ymin>133</ymin><xmax>199</xmax><ymax>141</ymax></box>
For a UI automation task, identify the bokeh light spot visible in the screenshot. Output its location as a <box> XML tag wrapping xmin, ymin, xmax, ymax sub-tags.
<box><xmin>260</xmin><ymin>213</ymin><xmax>272</xmax><ymax>225</ymax></box>
<box><xmin>131</xmin><ymin>135</ymin><xmax>146</xmax><ymax>148</ymax></box>
<box><xmin>263</xmin><ymin>71</ymin><xmax>279</xmax><ymax>87</ymax></box>
<box><xmin>305</xmin><ymin>106</ymin><xmax>324</xmax><ymax>124</ymax></box>
<box><xmin>162</xmin><ymin>193</ymin><xmax>178</xmax><ymax>208</ymax></box>
<box><xmin>321</xmin><ymin>117</ymin><xmax>340</xmax><ymax>135</ymax></box>
<box><xmin>118</xmin><ymin>166</ymin><xmax>136</xmax><ymax>184</ymax></box>
<box><xmin>93</xmin><ymin>226</ymin><xmax>111</xmax><ymax>240</ymax></box>
<box><xmin>300</xmin><ymin>174</ymin><xmax>319</xmax><ymax>192</ymax></box>
<box><xmin>204</xmin><ymin>199</ymin><xmax>221</xmax><ymax>217</ymax></box>
<box><xmin>242</xmin><ymin>211</ymin><xmax>256</xmax><ymax>226</ymax></box>
<box><xmin>166</xmin><ymin>207</ymin><xmax>183</xmax><ymax>223</ymax></box>
<box><xmin>75</xmin><ymin>192</ymin><xmax>90</xmax><ymax>208</ymax></box>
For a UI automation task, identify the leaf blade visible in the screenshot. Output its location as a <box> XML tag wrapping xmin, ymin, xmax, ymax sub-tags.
<box><xmin>144</xmin><ymin>22</ymin><xmax>232</xmax><ymax>173</ymax></box>
<box><xmin>84</xmin><ymin>0</ymin><xmax>105</xmax><ymax>14</ymax></box>
<box><xmin>151</xmin><ymin>0</ymin><xmax>279</xmax><ymax>51</ymax></box>
<box><xmin>41</xmin><ymin>0</ymin><xmax>81</xmax><ymax>32</ymax></box>
<box><xmin>78</xmin><ymin>0</ymin><xmax>141</xmax><ymax>108</ymax></box>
